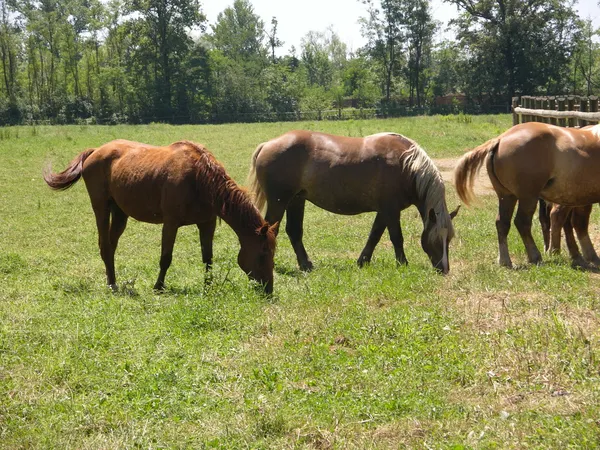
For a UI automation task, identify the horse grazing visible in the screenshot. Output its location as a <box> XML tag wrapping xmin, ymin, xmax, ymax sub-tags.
<box><xmin>247</xmin><ymin>130</ymin><xmax>458</xmax><ymax>273</ymax></box>
<box><xmin>44</xmin><ymin>140</ymin><xmax>277</xmax><ymax>293</ymax></box>
<box><xmin>455</xmin><ymin>122</ymin><xmax>600</xmax><ymax>268</ymax></box>
<box><xmin>538</xmin><ymin>199</ymin><xmax>599</xmax><ymax>267</ymax></box>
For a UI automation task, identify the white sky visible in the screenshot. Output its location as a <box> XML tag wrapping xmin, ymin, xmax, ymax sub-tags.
<box><xmin>202</xmin><ymin>0</ymin><xmax>599</xmax><ymax>55</ymax></box>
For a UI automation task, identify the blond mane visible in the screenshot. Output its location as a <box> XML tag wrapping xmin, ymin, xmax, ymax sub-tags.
<box><xmin>393</xmin><ymin>134</ymin><xmax>455</xmax><ymax>242</ymax></box>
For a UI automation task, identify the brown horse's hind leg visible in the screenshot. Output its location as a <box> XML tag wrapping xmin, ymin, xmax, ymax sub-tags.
<box><xmin>549</xmin><ymin>204</ymin><xmax>571</xmax><ymax>254</ymax></box>
<box><xmin>562</xmin><ymin>210</ymin><xmax>586</xmax><ymax>267</ymax></box>
<box><xmin>92</xmin><ymin>201</ymin><xmax>117</xmax><ymax>289</ymax></box>
<box><xmin>538</xmin><ymin>199</ymin><xmax>551</xmax><ymax>251</ymax></box>
<box><xmin>109</xmin><ymin>203</ymin><xmax>128</xmax><ymax>254</ymax></box>
<box><xmin>285</xmin><ymin>197</ymin><xmax>313</xmax><ymax>271</ymax></box>
<box><xmin>154</xmin><ymin>222</ymin><xmax>179</xmax><ymax>291</ymax></box>
<box><xmin>496</xmin><ymin>195</ymin><xmax>517</xmax><ymax>268</ymax></box>
<box><xmin>514</xmin><ymin>197</ymin><xmax>542</xmax><ymax>265</ymax></box>
<box><xmin>357</xmin><ymin>212</ymin><xmax>386</xmax><ymax>267</ymax></box>
<box><xmin>572</xmin><ymin>205</ymin><xmax>600</xmax><ymax>265</ymax></box>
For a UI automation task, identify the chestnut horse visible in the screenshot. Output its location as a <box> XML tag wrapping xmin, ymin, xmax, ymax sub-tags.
<box><xmin>455</xmin><ymin>122</ymin><xmax>600</xmax><ymax>268</ymax></box>
<box><xmin>538</xmin><ymin>199</ymin><xmax>599</xmax><ymax>267</ymax></box>
<box><xmin>247</xmin><ymin>131</ymin><xmax>458</xmax><ymax>273</ymax></box>
<box><xmin>45</xmin><ymin>140</ymin><xmax>277</xmax><ymax>293</ymax></box>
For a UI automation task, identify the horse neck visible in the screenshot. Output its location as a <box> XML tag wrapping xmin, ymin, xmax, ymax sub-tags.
<box><xmin>211</xmin><ymin>178</ymin><xmax>264</xmax><ymax>238</ymax></box>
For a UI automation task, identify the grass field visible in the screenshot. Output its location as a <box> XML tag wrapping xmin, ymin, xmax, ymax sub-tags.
<box><xmin>1</xmin><ymin>115</ymin><xmax>599</xmax><ymax>448</ymax></box>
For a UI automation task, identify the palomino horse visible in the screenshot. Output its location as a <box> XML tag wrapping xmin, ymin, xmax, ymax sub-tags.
<box><xmin>455</xmin><ymin>122</ymin><xmax>600</xmax><ymax>268</ymax></box>
<box><xmin>538</xmin><ymin>199</ymin><xmax>599</xmax><ymax>267</ymax></box>
<box><xmin>45</xmin><ymin>140</ymin><xmax>277</xmax><ymax>293</ymax></box>
<box><xmin>247</xmin><ymin>131</ymin><xmax>458</xmax><ymax>273</ymax></box>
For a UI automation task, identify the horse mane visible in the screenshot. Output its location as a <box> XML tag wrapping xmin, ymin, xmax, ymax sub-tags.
<box><xmin>589</xmin><ymin>124</ymin><xmax>600</xmax><ymax>138</ymax></box>
<box><xmin>394</xmin><ymin>134</ymin><xmax>455</xmax><ymax>241</ymax></box>
<box><xmin>176</xmin><ymin>141</ymin><xmax>268</xmax><ymax>235</ymax></box>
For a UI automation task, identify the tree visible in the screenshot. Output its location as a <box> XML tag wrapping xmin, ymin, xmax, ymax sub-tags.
<box><xmin>126</xmin><ymin>0</ymin><xmax>205</xmax><ymax>120</ymax></box>
<box><xmin>266</xmin><ymin>16</ymin><xmax>283</xmax><ymax>63</ymax></box>
<box><xmin>360</xmin><ymin>0</ymin><xmax>404</xmax><ymax>105</ymax></box>
<box><xmin>210</xmin><ymin>0</ymin><xmax>267</xmax><ymax>71</ymax></box>
<box><xmin>572</xmin><ymin>18</ymin><xmax>599</xmax><ymax>95</ymax></box>
<box><xmin>300</xmin><ymin>30</ymin><xmax>334</xmax><ymax>87</ymax></box>
<box><xmin>445</xmin><ymin>0</ymin><xmax>582</xmax><ymax>104</ymax></box>
<box><xmin>403</xmin><ymin>0</ymin><xmax>436</xmax><ymax>107</ymax></box>
<box><xmin>0</xmin><ymin>0</ymin><xmax>21</xmax><ymax>122</ymax></box>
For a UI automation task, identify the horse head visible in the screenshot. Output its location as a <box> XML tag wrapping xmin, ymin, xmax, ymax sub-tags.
<box><xmin>421</xmin><ymin>205</ymin><xmax>459</xmax><ymax>274</ymax></box>
<box><xmin>238</xmin><ymin>222</ymin><xmax>277</xmax><ymax>294</ymax></box>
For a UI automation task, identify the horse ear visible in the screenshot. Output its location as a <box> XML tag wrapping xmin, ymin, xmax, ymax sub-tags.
<box><xmin>450</xmin><ymin>205</ymin><xmax>461</xmax><ymax>220</ymax></box>
<box><xmin>257</xmin><ymin>223</ymin><xmax>270</xmax><ymax>237</ymax></box>
<box><xmin>269</xmin><ymin>221</ymin><xmax>280</xmax><ymax>234</ymax></box>
<box><xmin>428</xmin><ymin>208</ymin><xmax>437</xmax><ymax>224</ymax></box>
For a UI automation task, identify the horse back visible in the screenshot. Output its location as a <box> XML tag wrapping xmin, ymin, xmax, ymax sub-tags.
<box><xmin>255</xmin><ymin>130</ymin><xmax>416</xmax><ymax>213</ymax></box>
<box><xmin>82</xmin><ymin>140</ymin><xmax>212</xmax><ymax>224</ymax></box>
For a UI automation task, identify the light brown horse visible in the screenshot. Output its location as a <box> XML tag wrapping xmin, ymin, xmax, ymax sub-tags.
<box><xmin>538</xmin><ymin>199</ymin><xmax>599</xmax><ymax>267</ymax></box>
<box><xmin>455</xmin><ymin>122</ymin><xmax>600</xmax><ymax>267</ymax></box>
<box><xmin>247</xmin><ymin>131</ymin><xmax>458</xmax><ymax>273</ymax></box>
<box><xmin>44</xmin><ymin>140</ymin><xmax>277</xmax><ymax>293</ymax></box>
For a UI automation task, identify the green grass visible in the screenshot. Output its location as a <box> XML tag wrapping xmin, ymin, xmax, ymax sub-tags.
<box><xmin>1</xmin><ymin>115</ymin><xmax>599</xmax><ymax>448</ymax></box>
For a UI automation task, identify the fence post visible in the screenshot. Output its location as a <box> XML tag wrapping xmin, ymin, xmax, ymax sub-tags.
<box><xmin>512</xmin><ymin>97</ymin><xmax>520</xmax><ymax>125</ymax></box>
<box><xmin>534</xmin><ymin>97</ymin><xmax>542</xmax><ymax>122</ymax></box>
<box><xmin>567</xmin><ymin>96</ymin><xmax>576</xmax><ymax>127</ymax></box>
<box><xmin>590</xmin><ymin>96</ymin><xmax>599</xmax><ymax>125</ymax></box>
<box><xmin>579</xmin><ymin>97</ymin><xmax>589</xmax><ymax>127</ymax></box>
<box><xmin>557</xmin><ymin>97</ymin><xmax>566</xmax><ymax>127</ymax></box>
<box><xmin>548</xmin><ymin>97</ymin><xmax>557</xmax><ymax>126</ymax></box>
<box><xmin>522</xmin><ymin>96</ymin><xmax>529</xmax><ymax>123</ymax></box>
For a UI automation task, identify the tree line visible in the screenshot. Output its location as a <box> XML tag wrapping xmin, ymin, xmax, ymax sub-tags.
<box><xmin>0</xmin><ymin>0</ymin><xmax>598</xmax><ymax>125</ymax></box>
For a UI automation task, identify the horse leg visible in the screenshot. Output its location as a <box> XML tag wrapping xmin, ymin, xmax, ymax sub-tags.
<box><xmin>548</xmin><ymin>204</ymin><xmax>570</xmax><ymax>254</ymax></box>
<box><xmin>384</xmin><ymin>211</ymin><xmax>408</xmax><ymax>266</ymax></box>
<box><xmin>109</xmin><ymin>203</ymin><xmax>128</xmax><ymax>254</ymax></box>
<box><xmin>154</xmin><ymin>222</ymin><xmax>179</xmax><ymax>291</ymax></box>
<box><xmin>496</xmin><ymin>195</ymin><xmax>517</xmax><ymax>268</ymax></box>
<box><xmin>571</xmin><ymin>205</ymin><xmax>600</xmax><ymax>265</ymax></box>
<box><xmin>198</xmin><ymin>217</ymin><xmax>217</xmax><ymax>285</ymax></box>
<box><xmin>563</xmin><ymin>208</ymin><xmax>586</xmax><ymax>267</ymax></box>
<box><xmin>514</xmin><ymin>197</ymin><xmax>542</xmax><ymax>265</ymax></box>
<box><xmin>265</xmin><ymin>200</ymin><xmax>287</xmax><ymax>237</ymax></box>
<box><xmin>285</xmin><ymin>196</ymin><xmax>313</xmax><ymax>271</ymax></box>
<box><xmin>91</xmin><ymin>200</ymin><xmax>116</xmax><ymax>289</ymax></box>
<box><xmin>538</xmin><ymin>199</ymin><xmax>551</xmax><ymax>251</ymax></box>
<box><xmin>357</xmin><ymin>212</ymin><xmax>386</xmax><ymax>267</ymax></box>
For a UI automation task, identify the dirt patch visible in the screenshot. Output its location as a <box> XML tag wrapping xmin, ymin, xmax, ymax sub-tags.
<box><xmin>434</xmin><ymin>157</ymin><xmax>495</xmax><ymax>196</ymax></box>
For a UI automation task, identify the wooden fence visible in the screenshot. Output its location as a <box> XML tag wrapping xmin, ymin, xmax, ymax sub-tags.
<box><xmin>512</xmin><ymin>95</ymin><xmax>600</xmax><ymax>127</ymax></box>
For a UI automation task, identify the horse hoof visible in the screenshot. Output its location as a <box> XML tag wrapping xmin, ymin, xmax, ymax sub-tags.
<box><xmin>153</xmin><ymin>283</ymin><xmax>165</xmax><ymax>292</ymax></box>
<box><xmin>299</xmin><ymin>261</ymin><xmax>314</xmax><ymax>272</ymax></box>
<box><xmin>497</xmin><ymin>257</ymin><xmax>513</xmax><ymax>269</ymax></box>
<box><xmin>357</xmin><ymin>257</ymin><xmax>370</xmax><ymax>268</ymax></box>
<box><xmin>108</xmin><ymin>283</ymin><xmax>118</xmax><ymax>292</ymax></box>
<box><xmin>571</xmin><ymin>257</ymin><xmax>589</xmax><ymax>270</ymax></box>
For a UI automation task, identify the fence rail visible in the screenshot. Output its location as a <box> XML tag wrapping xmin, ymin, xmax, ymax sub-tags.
<box><xmin>512</xmin><ymin>95</ymin><xmax>600</xmax><ymax>127</ymax></box>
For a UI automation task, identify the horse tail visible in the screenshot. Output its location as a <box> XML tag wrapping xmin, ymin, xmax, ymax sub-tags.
<box><xmin>247</xmin><ymin>142</ymin><xmax>267</xmax><ymax>213</ymax></box>
<box><xmin>454</xmin><ymin>138</ymin><xmax>500</xmax><ymax>205</ymax></box>
<box><xmin>44</xmin><ymin>148</ymin><xmax>95</xmax><ymax>191</ymax></box>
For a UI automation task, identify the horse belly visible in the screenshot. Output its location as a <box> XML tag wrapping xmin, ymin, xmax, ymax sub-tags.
<box><xmin>305</xmin><ymin>186</ymin><xmax>377</xmax><ymax>215</ymax></box>
<box><xmin>112</xmin><ymin>187</ymin><xmax>165</xmax><ymax>223</ymax></box>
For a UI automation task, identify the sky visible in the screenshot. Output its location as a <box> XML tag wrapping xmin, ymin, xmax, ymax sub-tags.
<box><xmin>202</xmin><ymin>0</ymin><xmax>599</xmax><ymax>55</ymax></box>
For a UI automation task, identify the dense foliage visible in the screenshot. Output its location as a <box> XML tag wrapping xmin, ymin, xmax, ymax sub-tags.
<box><xmin>0</xmin><ymin>0</ymin><xmax>597</xmax><ymax>125</ymax></box>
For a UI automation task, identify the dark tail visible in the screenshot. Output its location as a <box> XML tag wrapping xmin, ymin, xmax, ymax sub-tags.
<box><xmin>246</xmin><ymin>142</ymin><xmax>267</xmax><ymax>213</ymax></box>
<box><xmin>44</xmin><ymin>148</ymin><xmax>95</xmax><ymax>191</ymax></box>
<box><xmin>454</xmin><ymin>138</ymin><xmax>500</xmax><ymax>205</ymax></box>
